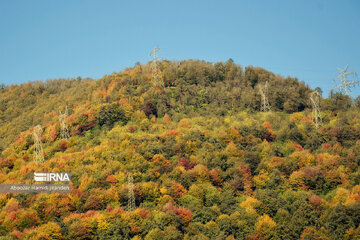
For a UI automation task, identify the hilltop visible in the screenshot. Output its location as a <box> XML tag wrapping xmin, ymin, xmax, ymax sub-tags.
<box><xmin>1</xmin><ymin>59</ymin><xmax>353</xmax><ymax>152</ymax></box>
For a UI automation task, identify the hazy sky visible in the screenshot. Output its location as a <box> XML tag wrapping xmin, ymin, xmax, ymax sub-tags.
<box><xmin>1</xmin><ymin>0</ymin><xmax>359</xmax><ymax>97</ymax></box>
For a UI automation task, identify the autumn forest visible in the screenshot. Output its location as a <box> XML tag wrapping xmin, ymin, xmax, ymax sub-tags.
<box><xmin>1</xmin><ymin>59</ymin><xmax>360</xmax><ymax>239</ymax></box>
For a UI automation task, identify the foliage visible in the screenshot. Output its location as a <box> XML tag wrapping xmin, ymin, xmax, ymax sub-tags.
<box><xmin>0</xmin><ymin>60</ymin><xmax>360</xmax><ymax>239</ymax></box>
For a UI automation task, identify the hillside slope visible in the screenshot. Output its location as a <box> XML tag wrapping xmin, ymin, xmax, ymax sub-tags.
<box><xmin>0</xmin><ymin>60</ymin><xmax>360</xmax><ymax>239</ymax></box>
<box><xmin>0</xmin><ymin>59</ymin><xmax>317</xmax><ymax>152</ymax></box>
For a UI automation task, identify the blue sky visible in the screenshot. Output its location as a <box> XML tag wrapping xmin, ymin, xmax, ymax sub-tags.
<box><xmin>0</xmin><ymin>0</ymin><xmax>359</xmax><ymax>97</ymax></box>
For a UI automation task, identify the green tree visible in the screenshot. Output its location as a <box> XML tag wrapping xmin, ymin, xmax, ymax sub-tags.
<box><xmin>96</xmin><ymin>103</ymin><xmax>128</xmax><ymax>127</ymax></box>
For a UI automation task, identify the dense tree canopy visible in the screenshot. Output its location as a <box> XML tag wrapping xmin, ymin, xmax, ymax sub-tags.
<box><xmin>0</xmin><ymin>60</ymin><xmax>360</xmax><ymax>239</ymax></box>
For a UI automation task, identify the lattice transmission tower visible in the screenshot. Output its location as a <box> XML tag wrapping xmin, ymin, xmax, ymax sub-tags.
<box><xmin>33</xmin><ymin>125</ymin><xmax>44</xmax><ymax>163</ymax></box>
<box><xmin>310</xmin><ymin>91</ymin><xmax>322</xmax><ymax>128</ymax></box>
<box><xmin>259</xmin><ymin>81</ymin><xmax>271</xmax><ymax>112</ymax></box>
<box><xmin>59</xmin><ymin>106</ymin><xmax>70</xmax><ymax>140</ymax></box>
<box><xmin>150</xmin><ymin>46</ymin><xmax>164</xmax><ymax>87</ymax></box>
<box><xmin>128</xmin><ymin>173</ymin><xmax>135</xmax><ymax>211</ymax></box>
<box><xmin>331</xmin><ymin>64</ymin><xmax>359</xmax><ymax>96</ymax></box>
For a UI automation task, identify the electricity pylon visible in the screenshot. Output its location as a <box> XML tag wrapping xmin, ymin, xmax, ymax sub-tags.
<box><xmin>33</xmin><ymin>125</ymin><xmax>44</xmax><ymax>163</ymax></box>
<box><xmin>59</xmin><ymin>106</ymin><xmax>70</xmax><ymax>140</ymax></box>
<box><xmin>127</xmin><ymin>173</ymin><xmax>135</xmax><ymax>211</ymax></box>
<box><xmin>259</xmin><ymin>81</ymin><xmax>270</xmax><ymax>112</ymax></box>
<box><xmin>150</xmin><ymin>46</ymin><xmax>164</xmax><ymax>87</ymax></box>
<box><xmin>331</xmin><ymin>64</ymin><xmax>359</xmax><ymax>96</ymax></box>
<box><xmin>310</xmin><ymin>91</ymin><xmax>322</xmax><ymax>128</ymax></box>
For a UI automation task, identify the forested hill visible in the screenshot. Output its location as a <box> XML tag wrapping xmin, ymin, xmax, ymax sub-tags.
<box><xmin>1</xmin><ymin>59</ymin><xmax>360</xmax><ymax>239</ymax></box>
<box><xmin>0</xmin><ymin>59</ymin><xmax>353</xmax><ymax>152</ymax></box>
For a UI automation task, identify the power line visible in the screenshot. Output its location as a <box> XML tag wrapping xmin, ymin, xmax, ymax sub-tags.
<box><xmin>310</xmin><ymin>91</ymin><xmax>322</xmax><ymax>128</ymax></box>
<box><xmin>331</xmin><ymin>64</ymin><xmax>359</xmax><ymax>97</ymax></box>
<box><xmin>33</xmin><ymin>125</ymin><xmax>44</xmax><ymax>164</ymax></box>
<box><xmin>127</xmin><ymin>173</ymin><xmax>135</xmax><ymax>211</ymax></box>
<box><xmin>59</xmin><ymin>106</ymin><xmax>70</xmax><ymax>140</ymax></box>
<box><xmin>259</xmin><ymin>81</ymin><xmax>270</xmax><ymax>112</ymax></box>
<box><xmin>150</xmin><ymin>46</ymin><xmax>164</xmax><ymax>87</ymax></box>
